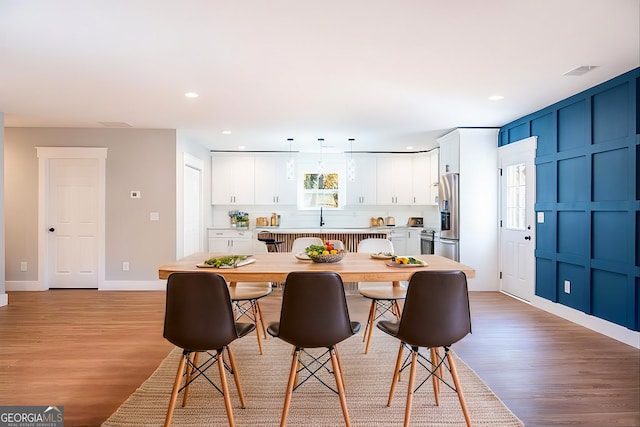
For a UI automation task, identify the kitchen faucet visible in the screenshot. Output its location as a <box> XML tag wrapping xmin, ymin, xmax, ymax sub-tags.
<box><xmin>320</xmin><ymin>207</ymin><xmax>325</xmax><ymax>227</ymax></box>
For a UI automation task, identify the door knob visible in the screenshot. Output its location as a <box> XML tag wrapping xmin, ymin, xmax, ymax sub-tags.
<box><xmin>48</xmin><ymin>227</ymin><xmax>55</xmax><ymax>232</ymax></box>
<box><xmin>524</xmin><ymin>235</ymin><xmax>531</xmax><ymax>240</ymax></box>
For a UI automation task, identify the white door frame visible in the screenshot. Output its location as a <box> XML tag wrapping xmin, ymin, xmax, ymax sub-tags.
<box><xmin>180</xmin><ymin>153</ymin><xmax>204</xmax><ymax>258</ymax></box>
<box><xmin>498</xmin><ymin>137</ymin><xmax>536</xmax><ymax>301</ymax></box>
<box><xmin>37</xmin><ymin>147</ymin><xmax>107</xmax><ymax>290</ymax></box>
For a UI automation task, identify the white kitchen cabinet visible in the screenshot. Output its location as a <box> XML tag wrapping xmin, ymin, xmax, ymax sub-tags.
<box><xmin>387</xmin><ymin>229</ymin><xmax>407</xmax><ymax>255</ymax></box>
<box><xmin>429</xmin><ymin>149</ymin><xmax>439</xmax><ymax>205</ymax></box>
<box><xmin>254</xmin><ymin>155</ymin><xmax>297</xmax><ymax>205</ymax></box>
<box><xmin>411</xmin><ymin>155</ymin><xmax>430</xmax><ymax>205</ymax></box>
<box><xmin>376</xmin><ymin>156</ymin><xmax>413</xmax><ymax>205</ymax></box>
<box><xmin>211</xmin><ymin>156</ymin><xmax>255</xmax><ymax>205</ymax></box>
<box><xmin>346</xmin><ymin>156</ymin><xmax>377</xmax><ymax>205</ymax></box>
<box><xmin>436</xmin><ymin>128</ymin><xmax>499</xmax><ymax>291</ymax></box>
<box><xmin>208</xmin><ymin>229</ymin><xmax>254</xmax><ymax>254</ymax></box>
<box><xmin>405</xmin><ymin>228</ymin><xmax>422</xmax><ymax>255</ymax></box>
<box><xmin>439</xmin><ymin>136</ymin><xmax>460</xmax><ymax>176</ymax></box>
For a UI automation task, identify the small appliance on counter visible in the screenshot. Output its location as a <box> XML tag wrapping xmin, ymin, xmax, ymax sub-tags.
<box><xmin>386</xmin><ymin>216</ymin><xmax>395</xmax><ymax>226</ymax></box>
<box><xmin>408</xmin><ymin>217</ymin><xmax>424</xmax><ymax>227</ymax></box>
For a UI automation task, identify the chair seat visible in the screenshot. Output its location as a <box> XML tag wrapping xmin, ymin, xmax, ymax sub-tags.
<box><xmin>359</xmin><ymin>286</ymin><xmax>407</xmax><ymax>300</ymax></box>
<box><xmin>235</xmin><ymin>321</ymin><xmax>258</xmax><ymax>338</ymax></box>
<box><xmin>376</xmin><ymin>319</ymin><xmax>399</xmax><ymax>337</ymax></box>
<box><xmin>229</xmin><ymin>284</ymin><xmax>272</xmax><ymax>301</ymax></box>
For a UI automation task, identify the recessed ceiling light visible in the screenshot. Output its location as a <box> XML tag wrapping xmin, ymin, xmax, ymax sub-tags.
<box><xmin>238</xmin><ymin>145</ymin><xmax>246</xmax><ymax>150</ymax></box>
<box><xmin>221</xmin><ymin>130</ymin><xmax>232</xmax><ymax>135</ymax></box>
<box><xmin>488</xmin><ymin>95</ymin><xmax>504</xmax><ymax>101</ymax></box>
<box><xmin>184</xmin><ymin>92</ymin><xmax>199</xmax><ymax>98</ymax></box>
<box><xmin>406</xmin><ymin>146</ymin><xmax>413</xmax><ymax>150</ymax></box>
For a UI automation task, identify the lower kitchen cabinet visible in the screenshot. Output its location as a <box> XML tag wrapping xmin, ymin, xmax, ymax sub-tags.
<box><xmin>208</xmin><ymin>229</ymin><xmax>254</xmax><ymax>254</ymax></box>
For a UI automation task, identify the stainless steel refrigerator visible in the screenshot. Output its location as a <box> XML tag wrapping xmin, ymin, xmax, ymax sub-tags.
<box><xmin>436</xmin><ymin>173</ymin><xmax>460</xmax><ymax>261</ymax></box>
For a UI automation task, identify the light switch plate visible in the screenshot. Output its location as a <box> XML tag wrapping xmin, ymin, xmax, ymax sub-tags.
<box><xmin>150</xmin><ymin>212</ymin><xmax>160</xmax><ymax>221</ymax></box>
<box><xmin>537</xmin><ymin>212</ymin><xmax>545</xmax><ymax>223</ymax></box>
<box><xmin>130</xmin><ymin>191</ymin><xmax>141</xmax><ymax>199</ymax></box>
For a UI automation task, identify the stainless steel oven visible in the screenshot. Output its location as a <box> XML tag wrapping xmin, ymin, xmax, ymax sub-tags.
<box><xmin>420</xmin><ymin>229</ymin><xmax>438</xmax><ymax>255</ymax></box>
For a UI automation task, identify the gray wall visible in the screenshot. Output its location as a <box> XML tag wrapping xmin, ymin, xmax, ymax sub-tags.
<box><xmin>0</xmin><ymin>114</ymin><xmax>5</xmax><ymax>299</ymax></box>
<box><xmin>5</xmin><ymin>127</ymin><xmax>177</xmax><ymax>283</ymax></box>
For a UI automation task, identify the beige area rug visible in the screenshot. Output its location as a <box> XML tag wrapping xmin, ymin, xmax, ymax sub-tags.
<box><xmin>103</xmin><ymin>329</ymin><xmax>523</xmax><ymax>427</ymax></box>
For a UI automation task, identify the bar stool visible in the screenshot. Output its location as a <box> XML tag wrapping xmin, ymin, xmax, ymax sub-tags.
<box><xmin>257</xmin><ymin>236</ymin><xmax>285</xmax><ymax>252</ymax></box>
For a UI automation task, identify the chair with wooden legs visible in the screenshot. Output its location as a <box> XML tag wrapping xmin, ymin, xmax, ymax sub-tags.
<box><xmin>267</xmin><ymin>271</ymin><xmax>361</xmax><ymax>426</ymax></box>
<box><xmin>377</xmin><ymin>270</ymin><xmax>473</xmax><ymax>427</ymax></box>
<box><xmin>163</xmin><ymin>272</ymin><xmax>255</xmax><ymax>427</ymax></box>
<box><xmin>229</xmin><ymin>241</ymin><xmax>272</xmax><ymax>354</ymax></box>
<box><xmin>356</xmin><ymin>238</ymin><xmax>405</xmax><ymax>354</ymax></box>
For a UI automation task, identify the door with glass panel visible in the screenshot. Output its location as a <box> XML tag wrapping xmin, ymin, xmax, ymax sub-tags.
<box><xmin>498</xmin><ymin>137</ymin><xmax>536</xmax><ymax>301</ymax></box>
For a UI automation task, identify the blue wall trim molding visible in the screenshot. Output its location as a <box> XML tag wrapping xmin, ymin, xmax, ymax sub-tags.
<box><xmin>499</xmin><ymin>67</ymin><xmax>640</xmax><ymax>332</ymax></box>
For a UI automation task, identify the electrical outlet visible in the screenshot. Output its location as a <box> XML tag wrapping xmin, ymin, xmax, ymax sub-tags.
<box><xmin>122</xmin><ymin>261</ymin><xmax>130</xmax><ymax>271</ymax></box>
<box><xmin>20</xmin><ymin>262</ymin><xmax>27</xmax><ymax>272</ymax></box>
<box><xmin>564</xmin><ymin>280</ymin><xmax>571</xmax><ymax>294</ymax></box>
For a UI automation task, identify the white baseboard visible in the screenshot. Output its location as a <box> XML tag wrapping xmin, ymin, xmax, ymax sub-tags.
<box><xmin>6</xmin><ymin>280</ymin><xmax>166</xmax><ymax>291</ymax></box>
<box><xmin>6</xmin><ymin>281</ymin><xmax>47</xmax><ymax>291</ymax></box>
<box><xmin>529</xmin><ymin>294</ymin><xmax>640</xmax><ymax>349</ymax></box>
<box><xmin>0</xmin><ymin>293</ymin><xmax>7</xmax><ymax>307</ymax></box>
<box><xmin>99</xmin><ymin>280</ymin><xmax>166</xmax><ymax>291</ymax></box>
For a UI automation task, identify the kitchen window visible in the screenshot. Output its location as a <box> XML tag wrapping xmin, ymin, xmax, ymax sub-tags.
<box><xmin>505</xmin><ymin>163</ymin><xmax>526</xmax><ymax>230</ymax></box>
<box><xmin>302</xmin><ymin>172</ymin><xmax>340</xmax><ymax>209</ymax></box>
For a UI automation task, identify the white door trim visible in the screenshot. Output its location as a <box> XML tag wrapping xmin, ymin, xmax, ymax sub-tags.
<box><xmin>37</xmin><ymin>147</ymin><xmax>107</xmax><ymax>290</ymax></box>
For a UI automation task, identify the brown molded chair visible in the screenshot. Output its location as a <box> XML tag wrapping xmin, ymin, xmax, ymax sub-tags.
<box><xmin>267</xmin><ymin>272</ymin><xmax>361</xmax><ymax>427</ymax></box>
<box><xmin>377</xmin><ymin>270</ymin><xmax>472</xmax><ymax>427</ymax></box>
<box><xmin>357</xmin><ymin>238</ymin><xmax>405</xmax><ymax>354</ymax></box>
<box><xmin>229</xmin><ymin>241</ymin><xmax>272</xmax><ymax>355</ymax></box>
<box><xmin>163</xmin><ymin>272</ymin><xmax>255</xmax><ymax>427</ymax></box>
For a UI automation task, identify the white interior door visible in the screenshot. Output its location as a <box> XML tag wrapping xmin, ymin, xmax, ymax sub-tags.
<box><xmin>47</xmin><ymin>158</ymin><xmax>99</xmax><ymax>288</ymax></box>
<box><xmin>183</xmin><ymin>162</ymin><xmax>203</xmax><ymax>257</ymax></box>
<box><xmin>498</xmin><ymin>137</ymin><xmax>536</xmax><ymax>301</ymax></box>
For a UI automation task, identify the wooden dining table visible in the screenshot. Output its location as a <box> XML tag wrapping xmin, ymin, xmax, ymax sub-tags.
<box><xmin>158</xmin><ymin>252</ymin><xmax>475</xmax><ymax>285</ymax></box>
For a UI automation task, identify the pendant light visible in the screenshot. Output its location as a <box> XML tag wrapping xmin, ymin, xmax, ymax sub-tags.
<box><xmin>347</xmin><ymin>138</ymin><xmax>356</xmax><ymax>181</ymax></box>
<box><xmin>286</xmin><ymin>138</ymin><xmax>295</xmax><ymax>180</ymax></box>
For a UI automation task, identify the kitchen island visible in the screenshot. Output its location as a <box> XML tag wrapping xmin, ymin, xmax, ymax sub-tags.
<box><xmin>255</xmin><ymin>227</ymin><xmax>398</xmax><ymax>252</ymax></box>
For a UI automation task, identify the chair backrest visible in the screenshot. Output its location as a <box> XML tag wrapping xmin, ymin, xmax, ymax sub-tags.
<box><xmin>253</xmin><ymin>240</ymin><xmax>269</xmax><ymax>253</ymax></box>
<box><xmin>397</xmin><ymin>270</ymin><xmax>471</xmax><ymax>348</ymax></box>
<box><xmin>290</xmin><ymin>237</ymin><xmax>324</xmax><ymax>254</ymax></box>
<box><xmin>357</xmin><ymin>238</ymin><xmax>394</xmax><ymax>254</ymax></box>
<box><xmin>164</xmin><ymin>272</ymin><xmax>239</xmax><ymax>352</ymax></box>
<box><xmin>277</xmin><ymin>271</ymin><xmax>356</xmax><ymax>348</ymax></box>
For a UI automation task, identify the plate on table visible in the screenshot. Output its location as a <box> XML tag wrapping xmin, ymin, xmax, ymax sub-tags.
<box><xmin>295</xmin><ymin>252</ymin><xmax>311</xmax><ymax>261</ymax></box>
<box><xmin>385</xmin><ymin>257</ymin><xmax>428</xmax><ymax>268</ymax></box>
<box><xmin>197</xmin><ymin>255</ymin><xmax>255</xmax><ymax>269</ymax></box>
<box><xmin>370</xmin><ymin>253</ymin><xmax>394</xmax><ymax>260</ymax></box>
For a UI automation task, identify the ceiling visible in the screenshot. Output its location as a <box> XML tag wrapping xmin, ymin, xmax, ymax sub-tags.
<box><xmin>1</xmin><ymin>1</ymin><xmax>638</xmax><ymax>154</ymax></box>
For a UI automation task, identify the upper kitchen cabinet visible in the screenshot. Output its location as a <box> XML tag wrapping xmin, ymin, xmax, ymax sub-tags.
<box><xmin>211</xmin><ymin>156</ymin><xmax>255</xmax><ymax>205</ymax></box>
<box><xmin>254</xmin><ymin>155</ymin><xmax>297</xmax><ymax>205</ymax></box>
<box><xmin>345</xmin><ymin>156</ymin><xmax>377</xmax><ymax>205</ymax></box>
<box><xmin>411</xmin><ymin>153</ymin><xmax>438</xmax><ymax>205</ymax></box>
<box><xmin>376</xmin><ymin>156</ymin><xmax>413</xmax><ymax>205</ymax></box>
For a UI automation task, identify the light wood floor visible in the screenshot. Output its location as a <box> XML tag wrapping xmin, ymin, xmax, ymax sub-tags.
<box><xmin>0</xmin><ymin>289</ymin><xmax>638</xmax><ymax>427</ymax></box>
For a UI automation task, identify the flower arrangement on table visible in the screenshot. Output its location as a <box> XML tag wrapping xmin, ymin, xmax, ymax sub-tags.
<box><xmin>305</xmin><ymin>241</ymin><xmax>345</xmax><ymax>263</ymax></box>
<box><xmin>229</xmin><ymin>210</ymin><xmax>249</xmax><ymax>228</ymax></box>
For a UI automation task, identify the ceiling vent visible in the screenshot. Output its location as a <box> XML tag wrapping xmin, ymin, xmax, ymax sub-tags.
<box><xmin>99</xmin><ymin>121</ymin><xmax>133</xmax><ymax>128</ymax></box>
<box><xmin>563</xmin><ymin>65</ymin><xmax>598</xmax><ymax>76</ymax></box>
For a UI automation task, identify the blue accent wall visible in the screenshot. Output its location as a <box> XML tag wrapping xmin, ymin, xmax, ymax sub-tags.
<box><xmin>499</xmin><ymin>68</ymin><xmax>640</xmax><ymax>331</ymax></box>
